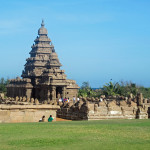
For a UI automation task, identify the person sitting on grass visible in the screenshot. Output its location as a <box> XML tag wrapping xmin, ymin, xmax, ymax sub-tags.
<box><xmin>39</xmin><ymin>115</ymin><xmax>45</xmax><ymax>122</ymax></box>
<box><xmin>42</xmin><ymin>115</ymin><xmax>45</xmax><ymax>122</ymax></box>
<box><xmin>48</xmin><ymin>115</ymin><xmax>53</xmax><ymax>122</ymax></box>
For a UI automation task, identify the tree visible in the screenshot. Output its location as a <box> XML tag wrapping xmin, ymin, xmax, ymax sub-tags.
<box><xmin>78</xmin><ymin>82</ymin><xmax>102</xmax><ymax>98</ymax></box>
<box><xmin>78</xmin><ymin>81</ymin><xmax>150</xmax><ymax>98</ymax></box>
<box><xmin>81</xmin><ymin>82</ymin><xmax>90</xmax><ymax>90</ymax></box>
<box><xmin>103</xmin><ymin>82</ymin><xmax>117</xmax><ymax>96</ymax></box>
<box><xmin>0</xmin><ymin>78</ymin><xmax>9</xmax><ymax>93</ymax></box>
<box><xmin>138</xmin><ymin>86</ymin><xmax>150</xmax><ymax>98</ymax></box>
<box><xmin>102</xmin><ymin>81</ymin><xmax>140</xmax><ymax>97</ymax></box>
<box><xmin>78</xmin><ymin>82</ymin><xmax>90</xmax><ymax>97</ymax></box>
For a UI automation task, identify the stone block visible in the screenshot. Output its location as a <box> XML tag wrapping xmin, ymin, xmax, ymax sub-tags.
<box><xmin>99</xmin><ymin>101</ymin><xmax>106</xmax><ymax>107</ymax></box>
<box><xmin>35</xmin><ymin>98</ymin><xmax>39</xmax><ymax>105</ymax></box>
<box><xmin>0</xmin><ymin>104</ymin><xmax>59</xmax><ymax>123</ymax></box>
<box><xmin>15</xmin><ymin>96</ymin><xmax>19</xmax><ymax>101</ymax></box>
<box><xmin>120</xmin><ymin>100</ymin><xmax>127</xmax><ymax>106</ymax></box>
<box><xmin>30</xmin><ymin>98</ymin><xmax>34</xmax><ymax>103</ymax></box>
<box><xmin>19</xmin><ymin>97</ymin><xmax>23</xmax><ymax>101</ymax></box>
<box><xmin>26</xmin><ymin>98</ymin><xmax>30</xmax><ymax>102</ymax></box>
<box><xmin>0</xmin><ymin>93</ymin><xmax>4</xmax><ymax>99</ymax></box>
<box><xmin>22</xmin><ymin>97</ymin><xmax>26</xmax><ymax>102</ymax></box>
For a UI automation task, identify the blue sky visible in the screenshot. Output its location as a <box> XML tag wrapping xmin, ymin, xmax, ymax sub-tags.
<box><xmin>0</xmin><ymin>0</ymin><xmax>150</xmax><ymax>87</ymax></box>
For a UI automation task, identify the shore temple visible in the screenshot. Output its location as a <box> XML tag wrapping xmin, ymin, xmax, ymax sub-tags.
<box><xmin>7</xmin><ymin>20</ymin><xmax>79</xmax><ymax>101</ymax></box>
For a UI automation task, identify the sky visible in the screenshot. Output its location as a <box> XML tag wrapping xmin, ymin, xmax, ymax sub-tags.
<box><xmin>0</xmin><ymin>0</ymin><xmax>150</xmax><ymax>88</ymax></box>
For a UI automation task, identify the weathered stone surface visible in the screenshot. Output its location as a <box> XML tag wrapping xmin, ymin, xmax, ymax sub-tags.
<box><xmin>26</xmin><ymin>98</ymin><xmax>30</xmax><ymax>102</ymax></box>
<box><xmin>108</xmin><ymin>100</ymin><xmax>117</xmax><ymax>107</ymax></box>
<box><xmin>99</xmin><ymin>101</ymin><xmax>106</xmax><ymax>107</ymax></box>
<box><xmin>136</xmin><ymin>107</ymin><xmax>148</xmax><ymax>119</ymax></box>
<box><xmin>94</xmin><ymin>104</ymin><xmax>98</xmax><ymax>112</ymax></box>
<box><xmin>100</xmin><ymin>95</ymin><xmax>105</xmax><ymax>99</ymax></box>
<box><xmin>57</xmin><ymin>96</ymin><xmax>150</xmax><ymax>120</ymax></box>
<box><xmin>130</xmin><ymin>101</ymin><xmax>137</xmax><ymax>107</ymax></box>
<box><xmin>129</xmin><ymin>93</ymin><xmax>133</xmax><ymax>99</ymax></box>
<box><xmin>47</xmin><ymin>99</ymin><xmax>51</xmax><ymax>104</ymax></box>
<box><xmin>22</xmin><ymin>97</ymin><xmax>26</xmax><ymax>102</ymax></box>
<box><xmin>120</xmin><ymin>100</ymin><xmax>127</xmax><ymax>106</ymax></box>
<box><xmin>0</xmin><ymin>104</ymin><xmax>59</xmax><ymax>123</ymax></box>
<box><xmin>0</xmin><ymin>93</ymin><xmax>4</xmax><ymax>99</ymax></box>
<box><xmin>35</xmin><ymin>99</ymin><xmax>39</xmax><ymax>105</ymax></box>
<box><xmin>19</xmin><ymin>97</ymin><xmax>22</xmax><ymax>101</ymax></box>
<box><xmin>30</xmin><ymin>98</ymin><xmax>34</xmax><ymax>103</ymax></box>
<box><xmin>137</xmin><ymin>93</ymin><xmax>143</xmax><ymax>106</ymax></box>
<box><xmin>58</xmin><ymin>102</ymin><xmax>63</xmax><ymax>106</ymax></box>
<box><xmin>43</xmin><ymin>100</ymin><xmax>48</xmax><ymax>104</ymax></box>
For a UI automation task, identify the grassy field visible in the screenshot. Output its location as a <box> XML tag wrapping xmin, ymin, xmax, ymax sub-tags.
<box><xmin>0</xmin><ymin>119</ymin><xmax>150</xmax><ymax>150</ymax></box>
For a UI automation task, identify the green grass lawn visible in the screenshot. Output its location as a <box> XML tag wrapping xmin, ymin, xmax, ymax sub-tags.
<box><xmin>0</xmin><ymin>119</ymin><xmax>150</xmax><ymax>150</ymax></box>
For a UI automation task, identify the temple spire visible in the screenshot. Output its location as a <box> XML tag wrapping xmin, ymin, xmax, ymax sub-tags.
<box><xmin>41</xmin><ymin>19</ymin><xmax>45</xmax><ymax>27</ymax></box>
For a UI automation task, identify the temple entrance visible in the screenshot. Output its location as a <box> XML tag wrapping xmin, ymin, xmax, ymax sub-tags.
<box><xmin>148</xmin><ymin>107</ymin><xmax>150</xmax><ymax>118</ymax></box>
<box><xmin>56</xmin><ymin>87</ymin><xmax>62</xmax><ymax>99</ymax></box>
<box><xmin>32</xmin><ymin>88</ymin><xmax>36</xmax><ymax>98</ymax></box>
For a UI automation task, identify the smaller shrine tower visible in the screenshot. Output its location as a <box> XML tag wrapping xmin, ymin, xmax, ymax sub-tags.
<box><xmin>7</xmin><ymin>20</ymin><xmax>79</xmax><ymax>101</ymax></box>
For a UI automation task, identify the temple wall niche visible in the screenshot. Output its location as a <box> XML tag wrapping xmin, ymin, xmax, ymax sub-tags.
<box><xmin>66</xmin><ymin>89</ymin><xmax>78</xmax><ymax>100</ymax></box>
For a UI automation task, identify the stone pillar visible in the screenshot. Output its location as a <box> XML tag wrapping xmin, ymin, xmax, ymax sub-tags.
<box><xmin>21</xmin><ymin>88</ymin><xmax>23</xmax><ymax>97</ymax></box>
<box><xmin>47</xmin><ymin>88</ymin><xmax>50</xmax><ymax>100</ymax></box>
<box><xmin>26</xmin><ymin>89</ymin><xmax>32</xmax><ymax>99</ymax></box>
<box><xmin>51</xmin><ymin>86</ymin><xmax>56</xmax><ymax>101</ymax></box>
<box><xmin>144</xmin><ymin>99</ymin><xmax>147</xmax><ymax>104</ymax></box>
<box><xmin>35</xmin><ymin>88</ymin><xmax>40</xmax><ymax>100</ymax></box>
<box><xmin>137</xmin><ymin>93</ymin><xmax>143</xmax><ymax>106</ymax></box>
<box><xmin>17</xmin><ymin>88</ymin><xmax>19</xmax><ymax>96</ymax></box>
<box><xmin>13</xmin><ymin>87</ymin><xmax>15</xmax><ymax>97</ymax></box>
<box><xmin>62</xmin><ymin>87</ymin><xmax>66</xmax><ymax>99</ymax></box>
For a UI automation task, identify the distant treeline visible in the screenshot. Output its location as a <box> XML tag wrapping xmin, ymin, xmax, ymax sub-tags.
<box><xmin>0</xmin><ymin>78</ymin><xmax>9</xmax><ymax>93</ymax></box>
<box><xmin>78</xmin><ymin>81</ymin><xmax>150</xmax><ymax>98</ymax></box>
<box><xmin>0</xmin><ymin>78</ymin><xmax>150</xmax><ymax>98</ymax></box>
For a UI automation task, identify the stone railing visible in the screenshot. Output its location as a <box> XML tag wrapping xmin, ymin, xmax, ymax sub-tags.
<box><xmin>57</xmin><ymin>94</ymin><xmax>150</xmax><ymax>120</ymax></box>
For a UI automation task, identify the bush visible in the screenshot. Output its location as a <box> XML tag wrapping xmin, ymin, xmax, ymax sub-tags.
<box><xmin>0</xmin><ymin>78</ymin><xmax>9</xmax><ymax>93</ymax></box>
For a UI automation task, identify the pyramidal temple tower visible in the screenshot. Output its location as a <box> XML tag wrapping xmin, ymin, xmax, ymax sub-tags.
<box><xmin>7</xmin><ymin>20</ymin><xmax>79</xmax><ymax>101</ymax></box>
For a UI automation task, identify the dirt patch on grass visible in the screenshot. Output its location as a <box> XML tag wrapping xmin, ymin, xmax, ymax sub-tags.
<box><xmin>56</xmin><ymin>118</ymin><xmax>72</xmax><ymax>121</ymax></box>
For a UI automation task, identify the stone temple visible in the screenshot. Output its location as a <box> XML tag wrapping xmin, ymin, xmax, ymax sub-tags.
<box><xmin>7</xmin><ymin>20</ymin><xmax>79</xmax><ymax>101</ymax></box>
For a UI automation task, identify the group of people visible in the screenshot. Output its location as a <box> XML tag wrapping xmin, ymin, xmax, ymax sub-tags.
<box><xmin>58</xmin><ymin>96</ymin><xmax>80</xmax><ymax>104</ymax></box>
<box><xmin>39</xmin><ymin>115</ymin><xmax>53</xmax><ymax>122</ymax></box>
<box><xmin>59</xmin><ymin>97</ymin><xmax>70</xmax><ymax>103</ymax></box>
<box><xmin>39</xmin><ymin>97</ymin><xmax>103</xmax><ymax>123</ymax></box>
<box><xmin>39</xmin><ymin>97</ymin><xmax>80</xmax><ymax>123</ymax></box>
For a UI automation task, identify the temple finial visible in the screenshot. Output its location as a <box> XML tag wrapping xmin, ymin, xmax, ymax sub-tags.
<box><xmin>41</xmin><ymin>19</ymin><xmax>45</xmax><ymax>27</ymax></box>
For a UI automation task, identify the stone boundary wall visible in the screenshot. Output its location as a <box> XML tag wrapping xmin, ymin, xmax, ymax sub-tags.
<box><xmin>1</xmin><ymin>93</ymin><xmax>150</xmax><ymax>122</ymax></box>
<box><xmin>0</xmin><ymin>105</ymin><xmax>60</xmax><ymax>123</ymax></box>
<box><xmin>57</xmin><ymin>99</ymin><xmax>150</xmax><ymax>120</ymax></box>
